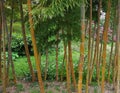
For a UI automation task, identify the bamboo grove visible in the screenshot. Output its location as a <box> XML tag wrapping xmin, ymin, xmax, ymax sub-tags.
<box><xmin>0</xmin><ymin>0</ymin><xmax>120</xmax><ymax>93</ymax></box>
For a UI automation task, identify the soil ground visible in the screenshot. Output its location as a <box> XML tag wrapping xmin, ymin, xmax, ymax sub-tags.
<box><xmin>0</xmin><ymin>81</ymin><xmax>116</xmax><ymax>93</ymax></box>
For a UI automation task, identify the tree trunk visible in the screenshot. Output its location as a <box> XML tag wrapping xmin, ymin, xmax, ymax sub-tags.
<box><xmin>68</xmin><ymin>31</ymin><xmax>77</xmax><ymax>91</ymax></box>
<box><xmin>113</xmin><ymin>41</ymin><xmax>117</xmax><ymax>88</ymax></box>
<box><xmin>86</xmin><ymin>0</ymin><xmax>92</xmax><ymax>92</ymax></box>
<box><xmin>101</xmin><ymin>0</ymin><xmax>111</xmax><ymax>92</ymax></box>
<box><xmin>27</xmin><ymin>0</ymin><xmax>45</xmax><ymax>92</ymax></box>
<box><xmin>56</xmin><ymin>32</ymin><xmax>59</xmax><ymax>81</ymax></box>
<box><xmin>1</xmin><ymin>0</ymin><xmax>7</xmax><ymax>92</ymax></box>
<box><xmin>60</xmin><ymin>50</ymin><xmax>65</xmax><ymax>81</ymax></box>
<box><xmin>78</xmin><ymin>1</ymin><xmax>85</xmax><ymax>92</ymax></box>
<box><xmin>96</xmin><ymin>0</ymin><xmax>101</xmax><ymax>85</ymax></box>
<box><xmin>114</xmin><ymin>35</ymin><xmax>119</xmax><ymax>91</ymax></box>
<box><xmin>112</xmin><ymin>9</ymin><xmax>118</xmax><ymax>89</ymax></box>
<box><xmin>90</xmin><ymin>30</ymin><xmax>95</xmax><ymax>64</ymax></box>
<box><xmin>20</xmin><ymin>0</ymin><xmax>35</xmax><ymax>82</ymax></box>
<box><xmin>0</xmin><ymin>13</ymin><xmax>2</xmax><ymax>80</ymax></box>
<box><xmin>62</xmin><ymin>30</ymin><xmax>71</xmax><ymax>93</ymax></box>
<box><xmin>66</xmin><ymin>45</ymin><xmax>71</xmax><ymax>93</ymax></box>
<box><xmin>6</xmin><ymin>0</ymin><xmax>17</xmax><ymax>85</ymax></box>
<box><xmin>2</xmin><ymin>19</ymin><xmax>7</xmax><ymax>93</ymax></box>
<box><xmin>108</xmin><ymin>6</ymin><xmax>117</xmax><ymax>84</ymax></box>
<box><xmin>61</xmin><ymin>30</ymin><xmax>66</xmax><ymax>81</ymax></box>
<box><xmin>89</xmin><ymin>23</ymin><xmax>97</xmax><ymax>84</ymax></box>
<box><xmin>107</xmin><ymin>28</ymin><xmax>115</xmax><ymax>83</ymax></box>
<box><xmin>116</xmin><ymin>0</ymin><xmax>120</xmax><ymax>92</ymax></box>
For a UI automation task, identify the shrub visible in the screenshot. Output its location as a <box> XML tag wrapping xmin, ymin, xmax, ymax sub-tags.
<box><xmin>11</xmin><ymin>33</ymin><xmax>33</xmax><ymax>56</ymax></box>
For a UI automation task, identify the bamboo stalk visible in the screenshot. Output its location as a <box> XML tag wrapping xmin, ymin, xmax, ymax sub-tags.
<box><xmin>101</xmin><ymin>0</ymin><xmax>111</xmax><ymax>92</ymax></box>
<box><xmin>27</xmin><ymin>0</ymin><xmax>45</xmax><ymax>92</ymax></box>
<box><xmin>20</xmin><ymin>0</ymin><xmax>35</xmax><ymax>82</ymax></box>
<box><xmin>116</xmin><ymin>0</ymin><xmax>120</xmax><ymax>92</ymax></box>
<box><xmin>86</xmin><ymin>0</ymin><xmax>92</xmax><ymax>92</ymax></box>
<box><xmin>78</xmin><ymin>2</ymin><xmax>85</xmax><ymax>92</ymax></box>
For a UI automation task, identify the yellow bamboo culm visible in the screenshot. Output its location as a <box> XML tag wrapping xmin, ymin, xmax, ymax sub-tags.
<box><xmin>86</xmin><ymin>0</ymin><xmax>92</xmax><ymax>92</ymax></box>
<box><xmin>101</xmin><ymin>0</ymin><xmax>111</xmax><ymax>93</ymax></box>
<box><xmin>27</xmin><ymin>0</ymin><xmax>45</xmax><ymax>93</ymax></box>
<box><xmin>78</xmin><ymin>2</ymin><xmax>85</xmax><ymax>93</ymax></box>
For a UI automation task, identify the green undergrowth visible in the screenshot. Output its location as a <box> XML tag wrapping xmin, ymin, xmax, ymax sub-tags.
<box><xmin>9</xmin><ymin>42</ymin><xmax>113</xmax><ymax>84</ymax></box>
<box><xmin>9</xmin><ymin>47</ymin><xmax>80</xmax><ymax>81</ymax></box>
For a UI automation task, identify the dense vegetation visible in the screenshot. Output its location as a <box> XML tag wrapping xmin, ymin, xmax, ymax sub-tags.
<box><xmin>0</xmin><ymin>0</ymin><xmax>120</xmax><ymax>93</ymax></box>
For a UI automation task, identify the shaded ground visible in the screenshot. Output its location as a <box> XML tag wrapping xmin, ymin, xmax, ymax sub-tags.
<box><xmin>6</xmin><ymin>81</ymin><xmax>67</xmax><ymax>93</ymax></box>
<box><xmin>0</xmin><ymin>81</ymin><xmax>116</xmax><ymax>93</ymax></box>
